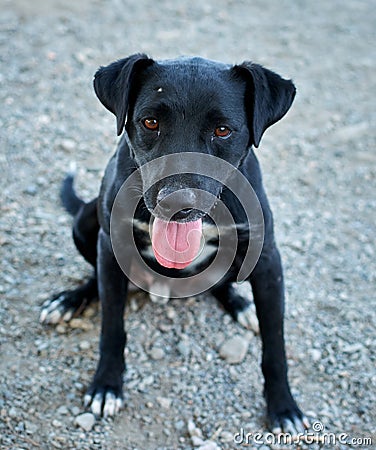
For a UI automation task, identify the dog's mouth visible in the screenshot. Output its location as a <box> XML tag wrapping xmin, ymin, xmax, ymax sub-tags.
<box><xmin>151</xmin><ymin>216</ymin><xmax>203</xmax><ymax>270</ymax></box>
<box><xmin>145</xmin><ymin>182</ymin><xmax>223</xmax><ymax>270</ymax></box>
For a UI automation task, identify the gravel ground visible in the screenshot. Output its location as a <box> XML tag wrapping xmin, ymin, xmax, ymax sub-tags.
<box><xmin>1</xmin><ymin>0</ymin><xmax>375</xmax><ymax>449</ymax></box>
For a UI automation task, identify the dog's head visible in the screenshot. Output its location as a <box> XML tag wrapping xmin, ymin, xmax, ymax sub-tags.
<box><xmin>94</xmin><ymin>54</ymin><xmax>295</xmax><ymax>269</ymax></box>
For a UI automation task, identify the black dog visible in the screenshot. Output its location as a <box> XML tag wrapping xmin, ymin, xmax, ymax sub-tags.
<box><xmin>41</xmin><ymin>54</ymin><xmax>309</xmax><ymax>433</ymax></box>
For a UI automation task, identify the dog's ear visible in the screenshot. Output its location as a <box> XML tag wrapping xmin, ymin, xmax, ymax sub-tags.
<box><xmin>94</xmin><ymin>54</ymin><xmax>154</xmax><ymax>136</ymax></box>
<box><xmin>233</xmin><ymin>62</ymin><xmax>296</xmax><ymax>147</ymax></box>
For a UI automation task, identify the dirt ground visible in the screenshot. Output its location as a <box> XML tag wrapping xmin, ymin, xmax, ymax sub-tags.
<box><xmin>0</xmin><ymin>0</ymin><xmax>375</xmax><ymax>449</ymax></box>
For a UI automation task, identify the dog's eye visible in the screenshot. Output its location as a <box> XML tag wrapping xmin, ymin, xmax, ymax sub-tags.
<box><xmin>214</xmin><ymin>126</ymin><xmax>232</xmax><ymax>139</ymax></box>
<box><xmin>143</xmin><ymin>118</ymin><xmax>159</xmax><ymax>131</ymax></box>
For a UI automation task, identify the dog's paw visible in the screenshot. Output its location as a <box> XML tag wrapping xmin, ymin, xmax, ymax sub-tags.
<box><xmin>40</xmin><ymin>292</ymin><xmax>77</xmax><ymax>324</ymax></box>
<box><xmin>84</xmin><ymin>387</ymin><xmax>123</xmax><ymax>417</ymax></box>
<box><xmin>236</xmin><ymin>305</ymin><xmax>259</xmax><ymax>333</ymax></box>
<box><xmin>268</xmin><ymin>404</ymin><xmax>310</xmax><ymax>435</ymax></box>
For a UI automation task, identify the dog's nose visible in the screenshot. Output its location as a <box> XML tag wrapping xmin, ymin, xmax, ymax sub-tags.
<box><xmin>156</xmin><ymin>187</ymin><xmax>197</xmax><ymax>221</ymax></box>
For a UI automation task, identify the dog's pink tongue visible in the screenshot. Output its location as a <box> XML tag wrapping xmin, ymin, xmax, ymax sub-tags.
<box><xmin>152</xmin><ymin>218</ymin><xmax>202</xmax><ymax>269</ymax></box>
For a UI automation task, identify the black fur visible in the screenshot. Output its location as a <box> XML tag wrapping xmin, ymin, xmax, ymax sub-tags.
<box><xmin>43</xmin><ymin>55</ymin><xmax>307</xmax><ymax>432</ymax></box>
<box><xmin>60</xmin><ymin>174</ymin><xmax>84</xmax><ymax>216</ymax></box>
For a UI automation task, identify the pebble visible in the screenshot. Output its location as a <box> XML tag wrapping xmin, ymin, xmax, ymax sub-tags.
<box><xmin>56</xmin><ymin>324</ymin><xmax>67</xmax><ymax>334</ymax></box>
<box><xmin>219</xmin><ymin>335</ymin><xmax>249</xmax><ymax>364</ymax></box>
<box><xmin>342</xmin><ymin>343</ymin><xmax>364</xmax><ymax>353</ymax></box>
<box><xmin>220</xmin><ymin>431</ymin><xmax>233</xmax><ymax>442</ymax></box>
<box><xmin>69</xmin><ymin>318</ymin><xmax>94</xmax><ymax>331</ymax></box>
<box><xmin>24</xmin><ymin>185</ymin><xmax>37</xmax><ymax>196</ymax></box>
<box><xmin>82</xmin><ymin>306</ymin><xmax>97</xmax><ymax>319</ymax></box>
<box><xmin>52</xmin><ymin>419</ymin><xmax>63</xmax><ymax>428</ymax></box>
<box><xmin>156</xmin><ymin>396</ymin><xmax>172</xmax><ymax>409</ymax></box>
<box><xmin>8</xmin><ymin>407</ymin><xmax>18</xmax><ymax>418</ymax></box>
<box><xmin>188</xmin><ymin>419</ymin><xmax>203</xmax><ymax>438</ymax></box>
<box><xmin>139</xmin><ymin>375</ymin><xmax>154</xmax><ymax>390</ymax></box>
<box><xmin>309</xmin><ymin>349</ymin><xmax>322</xmax><ymax>362</ymax></box>
<box><xmin>57</xmin><ymin>405</ymin><xmax>69</xmax><ymax>415</ymax></box>
<box><xmin>75</xmin><ymin>413</ymin><xmax>96</xmax><ymax>431</ymax></box>
<box><xmin>71</xmin><ymin>406</ymin><xmax>81</xmax><ymax>416</ymax></box>
<box><xmin>24</xmin><ymin>420</ymin><xmax>38</xmax><ymax>434</ymax></box>
<box><xmin>58</xmin><ymin>138</ymin><xmax>76</xmax><ymax>152</ymax></box>
<box><xmin>149</xmin><ymin>346</ymin><xmax>165</xmax><ymax>360</ymax></box>
<box><xmin>79</xmin><ymin>340</ymin><xmax>91</xmax><ymax>350</ymax></box>
<box><xmin>192</xmin><ymin>436</ymin><xmax>205</xmax><ymax>446</ymax></box>
<box><xmin>175</xmin><ymin>420</ymin><xmax>185</xmax><ymax>431</ymax></box>
<box><xmin>177</xmin><ymin>340</ymin><xmax>191</xmax><ymax>357</ymax></box>
<box><xmin>166</xmin><ymin>307</ymin><xmax>176</xmax><ymax>320</ymax></box>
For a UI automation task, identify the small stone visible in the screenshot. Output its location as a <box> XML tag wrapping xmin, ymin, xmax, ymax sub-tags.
<box><xmin>9</xmin><ymin>407</ymin><xmax>20</xmax><ymax>419</ymax></box>
<box><xmin>56</xmin><ymin>405</ymin><xmax>69</xmax><ymax>415</ymax></box>
<box><xmin>166</xmin><ymin>308</ymin><xmax>176</xmax><ymax>320</ymax></box>
<box><xmin>156</xmin><ymin>396</ymin><xmax>172</xmax><ymax>409</ymax></box>
<box><xmin>310</xmin><ymin>349</ymin><xmax>322</xmax><ymax>362</ymax></box>
<box><xmin>219</xmin><ymin>335</ymin><xmax>249</xmax><ymax>364</ymax></box>
<box><xmin>24</xmin><ymin>420</ymin><xmax>38</xmax><ymax>434</ymax></box>
<box><xmin>75</xmin><ymin>412</ymin><xmax>95</xmax><ymax>431</ymax></box>
<box><xmin>79</xmin><ymin>340</ymin><xmax>91</xmax><ymax>350</ymax></box>
<box><xmin>220</xmin><ymin>431</ymin><xmax>233</xmax><ymax>442</ymax></box>
<box><xmin>71</xmin><ymin>406</ymin><xmax>81</xmax><ymax>416</ymax></box>
<box><xmin>52</xmin><ymin>419</ymin><xmax>63</xmax><ymax>428</ymax></box>
<box><xmin>82</xmin><ymin>306</ymin><xmax>96</xmax><ymax>318</ymax></box>
<box><xmin>59</xmin><ymin>138</ymin><xmax>76</xmax><ymax>152</ymax></box>
<box><xmin>74</xmin><ymin>52</ymin><xmax>88</xmax><ymax>64</ymax></box>
<box><xmin>223</xmin><ymin>315</ymin><xmax>231</xmax><ymax>325</ymax></box>
<box><xmin>188</xmin><ymin>420</ymin><xmax>203</xmax><ymax>438</ymax></box>
<box><xmin>69</xmin><ymin>318</ymin><xmax>93</xmax><ymax>330</ymax></box>
<box><xmin>177</xmin><ymin>340</ymin><xmax>190</xmax><ymax>357</ymax></box>
<box><xmin>149</xmin><ymin>346</ymin><xmax>165</xmax><ymax>360</ymax></box>
<box><xmin>342</xmin><ymin>343</ymin><xmax>364</xmax><ymax>353</ymax></box>
<box><xmin>140</xmin><ymin>375</ymin><xmax>154</xmax><ymax>387</ymax></box>
<box><xmin>24</xmin><ymin>185</ymin><xmax>37</xmax><ymax>196</ymax></box>
<box><xmin>175</xmin><ymin>420</ymin><xmax>185</xmax><ymax>430</ymax></box>
<box><xmin>192</xmin><ymin>436</ymin><xmax>205</xmax><ymax>446</ymax></box>
<box><xmin>56</xmin><ymin>324</ymin><xmax>67</xmax><ymax>334</ymax></box>
<box><xmin>158</xmin><ymin>322</ymin><xmax>173</xmax><ymax>332</ymax></box>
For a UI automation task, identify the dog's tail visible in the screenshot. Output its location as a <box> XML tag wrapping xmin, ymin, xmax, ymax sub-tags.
<box><xmin>60</xmin><ymin>163</ymin><xmax>84</xmax><ymax>216</ymax></box>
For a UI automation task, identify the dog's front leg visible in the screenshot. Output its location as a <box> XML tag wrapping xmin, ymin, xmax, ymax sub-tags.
<box><xmin>84</xmin><ymin>229</ymin><xmax>128</xmax><ymax>417</ymax></box>
<box><xmin>249</xmin><ymin>245</ymin><xmax>308</xmax><ymax>434</ymax></box>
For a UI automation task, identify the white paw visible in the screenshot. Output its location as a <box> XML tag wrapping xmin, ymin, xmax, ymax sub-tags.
<box><xmin>84</xmin><ymin>391</ymin><xmax>123</xmax><ymax>417</ymax></box>
<box><xmin>272</xmin><ymin>415</ymin><xmax>310</xmax><ymax>436</ymax></box>
<box><xmin>40</xmin><ymin>294</ymin><xmax>74</xmax><ymax>324</ymax></box>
